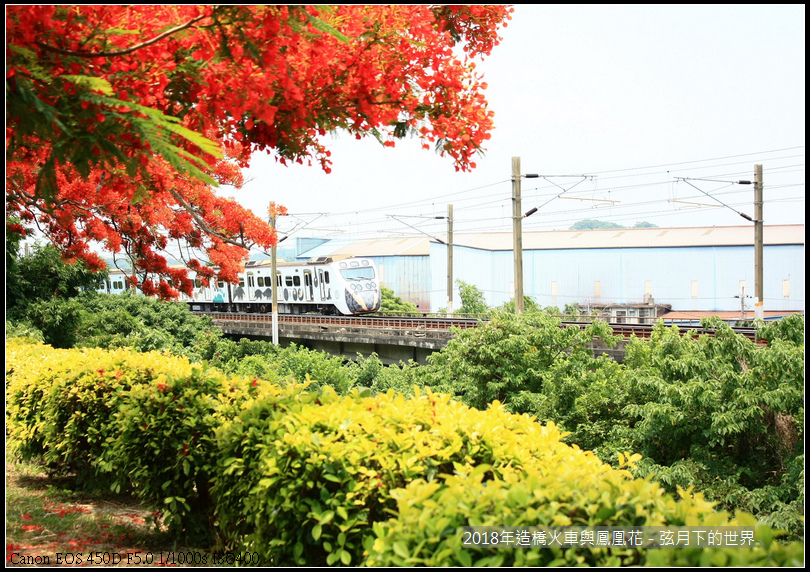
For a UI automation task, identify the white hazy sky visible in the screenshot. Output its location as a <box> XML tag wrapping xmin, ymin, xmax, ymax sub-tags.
<box><xmin>223</xmin><ymin>4</ymin><xmax>804</xmax><ymax>248</ymax></box>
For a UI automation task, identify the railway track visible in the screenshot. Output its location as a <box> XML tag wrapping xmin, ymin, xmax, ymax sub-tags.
<box><xmin>200</xmin><ymin>312</ymin><xmax>761</xmax><ymax>343</ymax></box>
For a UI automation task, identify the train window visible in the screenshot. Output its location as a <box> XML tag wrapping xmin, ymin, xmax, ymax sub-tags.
<box><xmin>285</xmin><ymin>276</ymin><xmax>293</xmax><ymax>287</ymax></box>
<box><xmin>293</xmin><ymin>276</ymin><xmax>301</xmax><ymax>286</ymax></box>
<box><xmin>258</xmin><ymin>276</ymin><xmax>264</xmax><ymax>287</ymax></box>
<box><xmin>324</xmin><ymin>271</ymin><xmax>330</xmax><ymax>284</ymax></box>
<box><xmin>277</xmin><ymin>274</ymin><xmax>282</xmax><ymax>287</ymax></box>
<box><xmin>195</xmin><ymin>278</ymin><xmax>202</xmax><ymax>288</ymax></box>
<box><xmin>248</xmin><ymin>275</ymin><xmax>254</xmax><ymax>288</ymax></box>
<box><xmin>217</xmin><ymin>281</ymin><xmax>224</xmax><ymax>289</ymax></box>
<box><xmin>340</xmin><ymin>267</ymin><xmax>375</xmax><ymax>281</ymax></box>
<box><xmin>239</xmin><ymin>279</ymin><xmax>245</xmax><ymax>287</ymax></box>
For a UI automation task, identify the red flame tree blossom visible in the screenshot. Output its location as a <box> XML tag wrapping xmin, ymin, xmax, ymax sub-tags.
<box><xmin>7</xmin><ymin>5</ymin><xmax>513</xmax><ymax>299</ymax></box>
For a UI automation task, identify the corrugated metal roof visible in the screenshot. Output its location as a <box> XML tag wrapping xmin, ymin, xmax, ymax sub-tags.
<box><xmin>453</xmin><ymin>224</ymin><xmax>804</xmax><ymax>251</ymax></box>
<box><xmin>293</xmin><ymin>225</ymin><xmax>803</xmax><ymax>256</ymax></box>
<box><xmin>301</xmin><ymin>236</ymin><xmax>432</xmax><ymax>258</ymax></box>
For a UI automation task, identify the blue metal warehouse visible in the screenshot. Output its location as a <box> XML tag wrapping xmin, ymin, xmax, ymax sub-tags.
<box><xmin>293</xmin><ymin>224</ymin><xmax>804</xmax><ymax>315</ymax></box>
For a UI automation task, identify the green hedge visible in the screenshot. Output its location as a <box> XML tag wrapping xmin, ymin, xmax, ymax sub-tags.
<box><xmin>366</xmin><ymin>472</ymin><xmax>804</xmax><ymax>566</ymax></box>
<box><xmin>6</xmin><ymin>339</ymin><xmax>279</xmax><ymax>539</ymax></box>
<box><xmin>213</xmin><ymin>387</ymin><xmax>580</xmax><ymax>565</ymax></box>
<box><xmin>6</xmin><ymin>340</ymin><xmax>804</xmax><ymax>565</ymax></box>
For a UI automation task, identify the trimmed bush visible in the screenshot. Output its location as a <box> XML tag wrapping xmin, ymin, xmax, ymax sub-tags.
<box><xmin>6</xmin><ymin>340</ymin><xmax>280</xmax><ymax>540</ymax></box>
<box><xmin>7</xmin><ymin>340</ymin><xmax>804</xmax><ymax>565</ymax></box>
<box><xmin>367</xmin><ymin>471</ymin><xmax>804</xmax><ymax>566</ymax></box>
<box><xmin>7</xmin><ymin>339</ymin><xmax>193</xmax><ymax>486</ymax></box>
<box><xmin>213</xmin><ymin>387</ymin><xmax>577</xmax><ymax>566</ymax></box>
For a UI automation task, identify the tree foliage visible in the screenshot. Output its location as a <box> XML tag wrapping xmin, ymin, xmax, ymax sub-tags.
<box><xmin>427</xmin><ymin>312</ymin><xmax>620</xmax><ymax>415</ymax></box>
<box><xmin>378</xmin><ymin>285</ymin><xmax>419</xmax><ymax>315</ymax></box>
<box><xmin>7</xmin><ymin>242</ymin><xmax>107</xmax><ymax>319</ymax></box>
<box><xmin>455</xmin><ymin>279</ymin><xmax>490</xmax><ymax>315</ymax></box>
<box><xmin>569</xmin><ymin>219</ymin><xmax>658</xmax><ymax>230</ymax></box>
<box><xmin>7</xmin><ymin>5</ymin><xmax>513</xmax><ymax>299</ymax></box>
<box><xmin>75</xmin><ymin>292</ymin><xmax>219</xmax><ymax>355</ymax></box>
<box><xmin>622</xmin><ymin>317</ymin><xmax>804</xmax><ymax>538</ymax></box>
<box><xmin>495</xmin><ymin>295</ymin><xmax>544</xmax><ymax>315</ymax></box>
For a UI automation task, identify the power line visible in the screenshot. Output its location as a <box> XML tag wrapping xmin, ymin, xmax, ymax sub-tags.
<box><xmin>245</xmin><ymin>148</ymin><xmax>803</xmax><ymax>241</ymax></box>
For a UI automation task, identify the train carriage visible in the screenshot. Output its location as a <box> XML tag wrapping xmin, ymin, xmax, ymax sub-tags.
<box><xmin>100</xmin><ymin>256</ymin><xmax>381</xmax><ymax>316</ymax></box>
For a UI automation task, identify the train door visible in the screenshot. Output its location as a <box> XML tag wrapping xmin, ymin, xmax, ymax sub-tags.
<box><xmin>318</xmin><ymin>269</ymin><xmax>326</xmax><ymax>300</ymax></box>
<box><xmin>304</xmin><ymin>270</ymin><xmax>314</xmax><ymax>301</ymax></box>
<box><xmin>247</xmin><ymin>272</ymin><xmax>258</xmax><ymax>301</ymax></box>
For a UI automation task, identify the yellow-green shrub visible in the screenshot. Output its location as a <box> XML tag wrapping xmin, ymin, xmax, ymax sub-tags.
<box><xmin>213</xmin><ymin>387</ymin><xmax>593</xmax><ymax>566</ymax></box>
<box><xmin>366</xmin><ymin>468</ymin><xmax>803</xmax><ymax>566</ymax></box>
<box><xmin>6</xmin><ymin>339</ymin><xmax>61</xmax><ymax>459</ymax></box>
<box><xmin>109</xmin><ymin>368</ymin><xmax>284</xmax><ymax>538</ymax></box>
<box><xmin>7</xmin><ymin>340</ymin><xmax>195</xmax><ymax>485</ymax></box>
<box><xmin>8</xmin><ymin>340</ymin><xmax>803</xmax><ymax>566</ymax></box>
<box><xmin>5</xmin><ymin>341</ymin><xmax>280</xmax><ymax>540</ymax></box>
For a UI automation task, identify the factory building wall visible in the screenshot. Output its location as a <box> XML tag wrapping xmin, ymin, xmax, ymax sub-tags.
<box><xmin>430</xmin><ymin>243</ymin><xmax>804</xmax><ymax>314</ymax></box>
<box><xmin>370</xmin><ymin>255</ymin><xmax>432</xmax><ymax>312</ymax></box>
<box><xmin>429</xmin><ymin>243</ymin><xmax>510</xmax><ymax>312</ymax></box>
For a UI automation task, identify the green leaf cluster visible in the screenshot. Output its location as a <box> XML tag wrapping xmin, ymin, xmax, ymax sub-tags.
<box><xmin>426</xmin><ymin>312</ymin><xmax>621</xmax><ymax>416</ymax></box>
<box><xmin>622</xmin><ymin>317</ymin><xmax>804</xmax><ymax>537</ymax></box>
<box><xmin>76</xmin><ymin>291</ymin><xmax>219</xmax><ymax>354</ymax></box>
<box><xmin>369</xmin><ymin>473</ymin><xmax>803</xmax><ymax>566</ymax></box>
<box><xmin>212</xmin><ymin>386</ymin><xmax>694</xmax><ymax>566</ymax></box>
<box><xmin>7</xmin><ymin>243</ymin><xmax>107</xmax><ymax>321</ymax></box>
<box><xmin>377</xmin><ymin>285</ymin><xmax>419</xmax><ymax>315</ymax></box>
<box><xmin>455</xmin><ymin>279</ymin><xmax>489</xmax><ymax>315</ymax></box>
<box><xmin>205</xmin><ymin>339</ymin><xmax>355</xmax><ymax>395</ymax></box>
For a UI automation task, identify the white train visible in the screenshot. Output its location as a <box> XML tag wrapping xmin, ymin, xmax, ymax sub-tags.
<box><xmin>98</xmin><ymin>257</ymin><xmax>382</xmax><ymax>316</ymax></box>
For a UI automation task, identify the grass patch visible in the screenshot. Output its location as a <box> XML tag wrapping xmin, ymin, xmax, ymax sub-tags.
<box><xmin>6</xmin><ymin>453</ymin><xmax>220</xmax><ymax>567</ymax></box>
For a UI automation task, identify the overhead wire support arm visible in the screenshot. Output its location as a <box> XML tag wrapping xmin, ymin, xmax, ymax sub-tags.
<box><xmin>524</xmin><ymin>175</ymin><xmax>593</xmax><ymax>218</ymax></box>
<box><xmin>387</xmin><ymin>214</ymin><xmax>446</xmax><ymax>244</ymax></box>
<box><xmin>674</xmin><ymin>177</ymin><xmax>755</xmax><ymax>221</ymax></box>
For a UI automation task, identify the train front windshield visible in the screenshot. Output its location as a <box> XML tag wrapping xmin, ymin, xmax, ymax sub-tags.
<box><xmin>340</xmin><ymin>267</ymin><xmax>375</xmax><ymax>281</ymax></box>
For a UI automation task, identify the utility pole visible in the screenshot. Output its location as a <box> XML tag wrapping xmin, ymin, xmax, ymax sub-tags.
<box><xmin>754</xmin><ymin>164</ymin><xmax>764</xmax><ymax>320</ymax></box>
<box><xmin>512</xmin><ymin>157</ymin><xmax>524</xmax><ymax>314</ymax></box>
<box><xmin>270</xmin><ymin>213</ymin><xmax>279</xmax><ymax>345</ymax></box>
<box><xmin>446</xmin><ymin>204</ymin><xmax>453</xmax><ymax>316</ymax></box>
